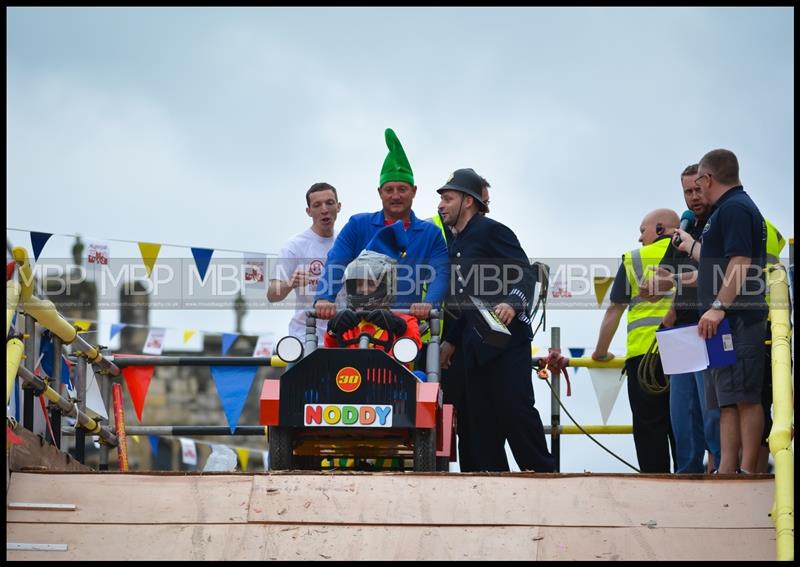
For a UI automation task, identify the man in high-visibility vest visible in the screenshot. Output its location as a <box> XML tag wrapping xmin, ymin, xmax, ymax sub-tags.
<box><xmin>756</xmin><ymin>218</ymin><xmax>786</xmax><ymax>472</ymax></box>
<box><xmin>592</xmin><ymin>208</ymin><xmax>680</xmax><ymax>472</ymax></box>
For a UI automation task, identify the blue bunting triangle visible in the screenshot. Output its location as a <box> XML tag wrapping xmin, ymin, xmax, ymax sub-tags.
<box><xmin>148</xmin><ymin>435</ymin><xmax>160</xmax><ymax>458</ymax></box>
<box><xmin>191</xmin><ymin>247</ymin><xmax>214</xmax><ymax>282</ymax></box>
<box><xmin>210</xmin><ymin>366</ymin><xmax>259</xmax><ymax>433</ymax></box>
<box><xmin>39</xmin><ymin>331</ymin><xmax>72</xmax><ymax>386</ymax></box>
<box><xmin>30</xmin><ymin>231</ymin><xmax>53</xmax><ymax>261</ymax></box>
<box><xmin>221</xmin><ymin>333</ymin><xmax>239</xmax><ymax>355</ymax></box>
<box><xmin>569</xmin><ymin>347</ymin><xmax>586</xmax><ymax>373</ymax></box>
<box><xmin>110</xmin><ymin>323</ymin><xmax>127</xmax><ymax>340</ymax></box>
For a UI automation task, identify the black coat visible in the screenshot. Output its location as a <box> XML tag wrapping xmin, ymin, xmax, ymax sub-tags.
<box><xmin>443</xmin><ymin>214</ymin><xmax>535</xmax><ymax>363</ymax></box>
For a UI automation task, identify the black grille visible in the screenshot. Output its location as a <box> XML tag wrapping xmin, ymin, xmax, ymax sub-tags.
<box><xmin>278</xmin><ymin>348</ymin><xmax>417</xmax><ymax>427</ymax></box>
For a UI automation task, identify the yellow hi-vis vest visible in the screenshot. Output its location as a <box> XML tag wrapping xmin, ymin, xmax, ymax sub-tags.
<box><xmin>764</xmin><ymin>218</ymin><xmax>786</xmax><ymax>311</ymax></box>
<box><xmin>622</xmin><ymin>238</ymin><xmax>673</xmax><ymax>358</ymax></box>
<box><xmin>431</xmin><ymin>212</ymin><xmax>448</xmax><ymax>243</ymax></box>
<box><xmin>419</xmin><ymin>213</ymin><xmax>449</xmax><ymax>343</ymax></box>
<box><xmin>765</xmin><ymin>218</ymin><xmax>785</xmax><ymax>267</ymax></box>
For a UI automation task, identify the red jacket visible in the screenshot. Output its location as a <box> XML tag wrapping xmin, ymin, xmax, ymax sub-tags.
<box><xmin>323</xmin><ymin>312</ymin><xmax>421</xmax><ymax>358</ymax></box>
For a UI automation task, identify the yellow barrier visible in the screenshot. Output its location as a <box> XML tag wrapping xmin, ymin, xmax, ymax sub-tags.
<box><xmin>560</xmin><ymin>425</ymin><xmax>632</xmax><ymax>435</ymax></box>
<box><xmin>11</xmin><ymin>247</ymin><xmax>118</xmax><ymax>374</ymax></box>
<box><xmin>12</xmin><ymin>246</ymin><xmax>34</xmax><ymax>302</ymax></box>
<box><xmin>767</xmin><ymin>265</ymin><xmax>794</xmax><ymax>561</ymax></box>
<box><xmin>7</xmin><ymin>280</ymin><xmax>21</xmax><ymax>336</ymax></box>
<box><xmin>6</xmin><ymin>337</ymin><xmax>25</xmax><ymax>405</ymax></box>
<box><xmin>20</xmin><ymin>294</ymin><xmax>78</xmax><ymax>343</ymax></box>
<box><xmin>566</xmin><ymin>356</ymin><xmax>626</xmax><ymax>369</ymax></box>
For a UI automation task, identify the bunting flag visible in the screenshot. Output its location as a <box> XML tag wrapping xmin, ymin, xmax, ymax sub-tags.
<box><xmin>593</xmin><ymin>276</ymin><xmax>615</xmax><ymax>306</ymax></box>
<box><xmin>531</xmin><ymin>345</ymin><xmax>540</xmax><ymax>356</ymax></box>
<box><xmin>148</xmin><ymin>435</ymin><xmax>160</xmax><ymax>458</ymax></box>
<box><xmin>568</xmin><ymin>347</ymin><xmax>586</xmax><ymax>373</ymax></box>
<box><xmin>74</xmin><ymin>319</ymin><xmax>92</xmax><ymax>333</ymax></box>
<box><xmin>143</xmin><ymin>328</ymin><xmax>166</xmax><ymax>355</ymax></box>
<box><xmin>138</xmin><ymin>242</ymin><xmax>162</xmax><ymax>278</ymax></box>
<box><xmin>235</xmin><ymin>447</ymin><xmax>250</xmax><ymax>471</ymax></box>
<box><xmin>110</xmin><ymin>323</ymin><xmax>127</xmax><ymax>340</ymax></box>
<box><xmin>243</xmin><ymin>255</ymin><xmax>266</xmax><ymax>289</ymax></box>
<box><xmin>39</xmin><ymin>332</ymin><xmax>72</xmax><ymax>386</ymax></box>
<box><xmin>183</xmin><ymin>329</ymin><xmax>198</xmax><ymax>344</ymax></box>
<box><xmin>191</xmin><ymin>247</ymin><xmax>214</xmax><ymax>282</ymax></box>
<box><xmin>253</xmin><ymin>335</ymin><xmax>275</xmax><ymax>357</ymax></box>
<box><xmin>210</xmin><ymin>366</ymin><xmax>259</xmax><ymax>433</ymax></box>
<box><xmin>589</xmin><ymin>367</ymin><xmax>626</xmax><ymax>425</ymax></box>
<box><xmin>221</xmin><ymin>333</ymin><xmax>239</xmax><ymax>355</ymax></box>
<box><xmin>120</xmin><ymin>362</ymin><xmax>156</xmax><ymax>421</ymax></box>
<box><xmin>180</xmin><ymin>438</ymin><xmax>198</xmax><ymax>466</ymax></box>
<box><xmin>86</xmin><ymin>241</ymin><xmax>110</xmax><ymax>265</ymax></box>
<box><xmin>84</xmin><ymin>364</ymin><xmax>108</xmax><ymax>421</ymax></box>
<box><xmin>30</xmin><ymin>231</ymin><xmax>53</xmax><ymax>261</ymax></box>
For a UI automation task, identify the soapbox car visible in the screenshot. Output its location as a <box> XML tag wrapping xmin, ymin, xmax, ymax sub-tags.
<box><xmin>260</xmin><ymin>310</ymin><xmax>455</xmax><ymax>471</ymax></box>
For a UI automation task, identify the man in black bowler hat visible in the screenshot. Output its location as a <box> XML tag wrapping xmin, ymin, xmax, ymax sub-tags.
<box><xmin>437</xmin><ymin>168</ymin><xmax>554</xmax><ymax>472</ymax></box>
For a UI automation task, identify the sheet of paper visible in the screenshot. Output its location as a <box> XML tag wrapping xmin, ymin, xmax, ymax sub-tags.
<box><xmin>655</xmin><ymin>324</ymin><xmax>709</xmax><ymax>375</ymax></box>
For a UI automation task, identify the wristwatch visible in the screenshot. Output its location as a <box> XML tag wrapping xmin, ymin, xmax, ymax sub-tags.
<box><xmin>711</xmin><ymin>299</ymin><xmax>726</xmax><ymax>312</ymax></box>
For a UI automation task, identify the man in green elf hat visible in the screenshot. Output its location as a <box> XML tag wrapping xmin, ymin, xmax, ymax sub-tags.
<box><xmin>314</xmin><ymin>128</ymin><xmax>450</xmax><ymax>321</ymax></box>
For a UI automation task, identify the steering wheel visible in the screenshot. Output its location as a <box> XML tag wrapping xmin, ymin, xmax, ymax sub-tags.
<box><xmin>330</xmin><ymin>310</ymin><xmax>395</xmax><ymax>350</ymax></box>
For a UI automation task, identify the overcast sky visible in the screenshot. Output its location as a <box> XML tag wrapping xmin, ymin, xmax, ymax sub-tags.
<box><xmin>7</xmin><ymin>7</ymin><xmax>794</xmax><ymax>472</ymax></box>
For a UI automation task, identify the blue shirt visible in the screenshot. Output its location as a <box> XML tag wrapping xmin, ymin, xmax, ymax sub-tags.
<box><xmin>314</xmin><ymin>210</ymin><xmax>450</xmax><ymax>308</ymax></box>
<box><xmin>698</xmin><ymin>186</ymin><xmax>767</xmax><ymax>324</ymax></box>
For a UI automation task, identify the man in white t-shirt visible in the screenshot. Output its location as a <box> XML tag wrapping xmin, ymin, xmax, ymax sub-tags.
<box><xmin>268</xmin><ymin>182</ymin><xmax>342</xmax><ymax>343</ymax></box>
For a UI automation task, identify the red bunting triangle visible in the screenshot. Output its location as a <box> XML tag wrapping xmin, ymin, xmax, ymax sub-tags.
<box><xmin>7</xmin><ymin>424</ymin><xmax>23</xmax><ymax>446</ymax></box>
<box><xmin>121</xmin><ymin>365</ymin><xmax>156</xmax><ymax>422</ymax></box>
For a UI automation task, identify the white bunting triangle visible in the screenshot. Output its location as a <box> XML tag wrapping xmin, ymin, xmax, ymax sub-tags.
<box><xmin>589</xmin><ymin>367</ymin><xmax>626</xmax><ymax>425</ymax></box>
<box><xmin>84</xmin><ymin>364</ymin><xmax>109</xmax><ymax>422</ymax></box>
<box><xmin>180</xmin><ymin>438</ymin><xmax>198</xmax><ymax>466</ymax></box>
<box><xmin>143</xmin><ymin>328</ymin><xmax>166</xmax><ymax>355</ymax></box>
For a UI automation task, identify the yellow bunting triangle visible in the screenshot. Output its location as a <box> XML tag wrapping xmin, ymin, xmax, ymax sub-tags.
<box><xmin>131</xmin><ymin>435</ymin><xmax>140</xmax><ymax>444</ymax></box>
<box><xmin>74</xmin><ymin>320</ymin><xmax>92</xmax><ymax>332</ymax></box>
<box><xmin>137</xmin><ymin>242</ymin><xmax>162</xmax><ymax>278</ymax></box>
<box><xmin>593</xmin><ymin>276</ymin><xmax>615</xmax><ymax>306</ymax></box>
<box><xmin>235</xmin><ymin>447</ymin><xmax>249</xmax><ymax>471</ymax></box>
<box><xmin>531</xmin><ymin>344</ymin><xmax>540</xmax><ymax>355</ymax></box>
<box><xmin>183</xmin><ymin>329</ymin><xmax>197</xmax><ymax>344</ymax></box>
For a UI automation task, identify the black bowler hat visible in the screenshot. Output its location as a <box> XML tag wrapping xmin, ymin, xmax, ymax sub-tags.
<box><xmin>437</xmin><ymin>168</ymin><xmax>488</xmax><ymax>212</ymax></box>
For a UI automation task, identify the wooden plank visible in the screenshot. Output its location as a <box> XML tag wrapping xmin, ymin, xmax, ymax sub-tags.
<box><xmin>249</xmin><ymin>474</ymin><xmax>774</xmax><ymax>528</ymax></box>
<box><xmin>535</xmin><ymin>526</ymin><xmax>775</xmax><ymax>561</ymax></box>
<box><xmin>5</xmin><ymin>523</ymin><xmax>542</xmax><ymax>560</ymax></box>
<box><xmin>7</xmin><ymin>472</ymin><xmax>775</xmax><ymax>530</ymax></box>
<box><xmin>7</xmin><ymin>473</ymin><xmax>254</xmax><ymax>524</ymax></box>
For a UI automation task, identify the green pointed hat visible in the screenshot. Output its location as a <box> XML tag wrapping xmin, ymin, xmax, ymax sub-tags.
<box><xmin>379</xmin><ymin>128</ymin><xmax>415</xmax><ymax>187</ymax></box>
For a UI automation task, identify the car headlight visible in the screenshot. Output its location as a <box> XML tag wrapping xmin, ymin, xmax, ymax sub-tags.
<box><xmin>275</xmin><ymin>335</ymin><xmax>303</xmax><ymax>363</ymax></box>
<box><xmin>392</xmin><ymin>337</ymin><xmax>419</xmax><ymax>365</ymax></box>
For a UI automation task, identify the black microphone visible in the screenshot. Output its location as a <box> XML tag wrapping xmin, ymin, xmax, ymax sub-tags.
<box><xmin>674</xmin><ymin>210</ymin><xmax>695</xmax><ymax>245</ymax></box>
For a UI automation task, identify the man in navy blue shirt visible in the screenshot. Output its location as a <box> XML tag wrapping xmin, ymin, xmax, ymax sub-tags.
<box><xmin>672</xmin><ymin>149</ymin><xmax>767</xmax><ymax>474</ymax></box>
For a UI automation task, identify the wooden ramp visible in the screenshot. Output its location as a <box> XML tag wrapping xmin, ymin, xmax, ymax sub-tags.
<box><xmin>6</xmin><ymin>471</ymin><xmax>775</xmax><ymax>560</ymax></box>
